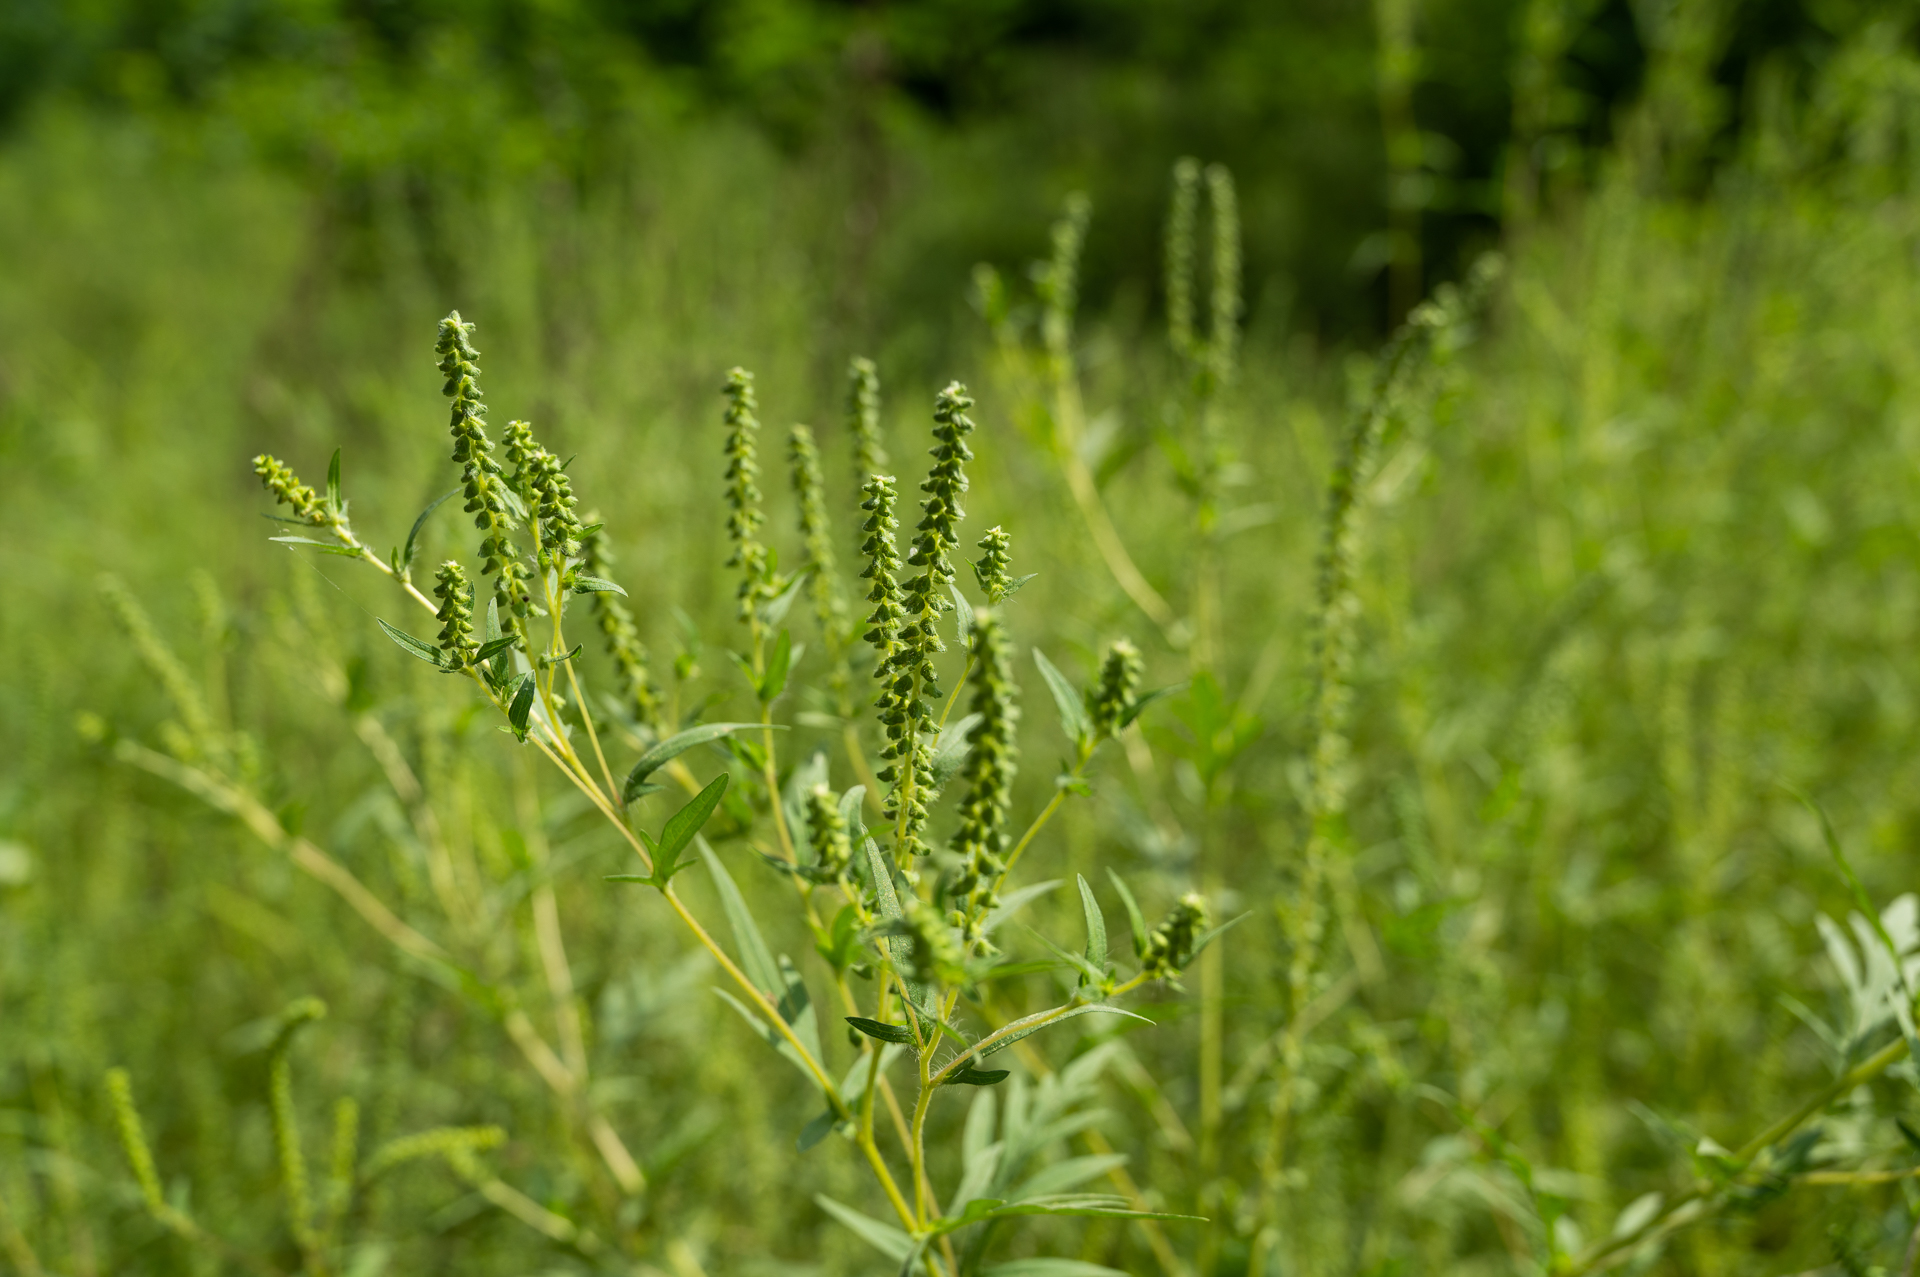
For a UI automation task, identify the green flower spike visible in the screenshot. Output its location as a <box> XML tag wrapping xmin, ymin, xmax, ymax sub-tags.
<box><xmin>949</xmin><ymin>608</ymin><xmax>1019</xmax><ymax>937</ymax></box>
<box><xmin>1141</xmin><ymin>892</ymin><xmax>1211</xmax><ymax>981</ymax></box>
<box><xmin>804</xmin><ymin>784</ymin><xmax>852</xmax><ymax>880</ymax></box>
<box><xmin>1086</xmin><ymin>638</ymin><xmax>1143</xmax><ymax>741</ymax></box>
<box><xmin>847</xmin><ymin>356</ymin><xmax>886</xmax><ymax>483</ymax></box>
<box><xmin>253</xmin><ymin>455</ymin><xmax>332</xmax><ymax>527</ymax></box>
<box><xmin>580</xmin><ymin>517</ymin><xmax>661</xmax><ymax>730</ymax></box>
<box><xmin>972</xmin><ymin>526</ymin><xmax>1014</xmax><ymax>604</ymax></box>
<box><xmin>437</xmin><ymin>312</ymin><xmax>532</xmax><ymax>628</ymax></box>
<box><xmin>432</xmin><ymin>562</ymin><xmax>480</xmax><ymax>668</ymax></box>
<box><xmin>905</xmin><ymin>896</ymin><xmax>968</xmax><ymax>986</ymax></box>
<box><xmin>723</xmin><ymin>368</ymin><xmax>773</xmax><ymax>634</ymax></box>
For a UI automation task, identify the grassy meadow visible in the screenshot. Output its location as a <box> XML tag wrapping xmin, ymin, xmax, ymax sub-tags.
<box><xmin>9</xmin><ymin>4</ymin><xmax>1920</xmax><ymax>1275</ymax></box>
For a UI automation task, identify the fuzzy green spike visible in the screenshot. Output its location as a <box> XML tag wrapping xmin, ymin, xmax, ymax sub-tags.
<box><xmin>847</xmin><ymin>356</ymin><xmax>886</xmax><ymax>483</ymax></box>
<box><xmin>972</xmin><ymin>526</ymin><xmax>1014</xmax><ymax>604</ymax></box>
<box><xmin>580</xmin><ymin>517</ymin><xmax>662</xmax><ymax>730</ymax></box>
<box><xmin>949</xmin><ymin>608</ymin><xmax>1019</xmax><ymax>937</ymax></box>
<box><xmin>1141</xmin><ymin>892</ymin><xmax>1210</xmax><ymax>980</ymax></box>
<box><xmin>1205</xmin><ymin>163</ymin><xmax>1242</xmax><ymax>385</ymax></box>
<box><xmin>253</xmin><ymin>454</ymin><xmax>335</xmax><ymax>527</ymax></box>
<box><xmin>1166</xmin><ymin>157</ymin><xmax>1201</xmax><ymax>359</ymax></box>
<box><xmin>1086</xmin><ymin>638</ymin><xmax>1143</xmax><ymax>741</ymax></box>
<box><xmin>723</xmin><ymin>368</ymin><xmax>774</xmax><ymax>637</ymax></box>
<box><xmin>804</xmin><ymin>784</ymin><xmax>852</xmax><ymax>879</ymax></box>
<box><xmin>432</xmin><ymin>562</ymin><xmax>480</xmax><ymax>667</ymax></box>
<box><xmin>437</xmin><ymin>312</ymin><xmax>532</xmax><ymax>630</ymax></box>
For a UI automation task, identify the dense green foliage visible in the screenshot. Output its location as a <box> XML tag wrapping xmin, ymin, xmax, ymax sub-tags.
<box><xmin>14</xmin><ymin>2</ymin><xmax>1920</xmax><ymax>1275</ymax></box>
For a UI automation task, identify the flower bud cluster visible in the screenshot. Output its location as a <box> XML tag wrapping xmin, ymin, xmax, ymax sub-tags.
<box><xmin>847</xmin><ymin>356</ymin><xmax>886</xmax><ymax>482</ymax></box>
<box><xmin>790</xmin><ymin>425</ymin><xmax>846</xmax><ymax>641</ymax></box>
<box><xmin>253</xmin><ymin>455</ymin><xmax>334</xmax><ymax>527</ymax></box>
<box><xmin>579</xmin><ymin>518</ymin><xmax>661</xmax><ymax>730</ymax></box>
<box><xmin>948</xmin><ymin>609</ymin><xmax>1018</xmax><ymax>937</ymax></box>
<box><xmin>1141</xmin><ymin>892</ymin><xmax>1211</xmax><ymax>981</ymax></box>
<box><xmin>972</xmin><ymin>526</ymin><xmax>1014</xmax><ymax>603</ymax></box>
<box><xmin>433</xmin><ymin>562</ymin><xmax>479</xmax><ymax>667</ymax></box>
<box><xmin>804</xmin><ymin>784</ymin><xmax>853</xmax><ymax>880</ymax></box>
<box><xmin>905</xmin><ymin>896</ymin><xmax>968</xmax><ymax>986</ymax></box>
<box><xmin>723</xmin><ymin>368</ymin><xmax>773</xmax><ymax>631</ymax></box>
<box><xmin>437</xmin><ymin>313</ymin><xmax>532</xmax><ymax>627</ymax></box>
<box><xmin>1086</xmin><ymin>638</ymin><xmax>1143</xmax><ymax>741</ymax></box>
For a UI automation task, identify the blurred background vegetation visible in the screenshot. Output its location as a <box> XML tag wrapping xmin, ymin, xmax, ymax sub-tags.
<box><xmin>13</xmin><ymin>0</ymin><xmax>1920</xmax><ymax>1274</ymax></box>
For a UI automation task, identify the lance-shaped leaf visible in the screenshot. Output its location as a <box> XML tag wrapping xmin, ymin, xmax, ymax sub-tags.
<box><xmin>815</xmin><ymin>1194</ymin><xmax>913</xmax><ymax>1262</ymax></box>
<box><xmin>760</xmin><ymin>628</ymin><xmax>793</xmax><ymax>702</ymax></box>
<box><xmin>846</xmin><ymin>1017</ymin><xmax>916</xmax><ymax>1045</ymax></box>
<box><xmin>400</xmin><ymin>489</ymin><xmax>458</xmax><ymax>577</ymax></box>
<box><xmin>702</xmin><ymin>842</ymin><xmax>782</xmax><ymax>996</ymax></box>
<box><xmin>622</xmin><ymin>722</ymin><xmax>779</xmax><ymax>802</ymax></box>
<box><xmin>507</xmin><ymin>673</ymin><xmax>536</xmax><ymax>737</ymax></box>
<box><xmin>982</xmin><ymin>880</ymin><xmax>1063</xmax><ymax>935</ymax></box>
<box><xmin>570</xmin><ymin>575</ymin><xmax>627</xmax><ymax>596</ymax></box>
<box><xmin>972</xmin><ymin>1004</ymin><xmax>1151</xmax><ymax>1066</ymax></box>
<box><xmin>1077</xmin><ymin>874</ymin><xmax>1107</xmax><ymax>978</ymax></box>
<box><xmin>655</xmin><ymin>774</ymin><xmax>728</xmax><ymax>879</ymax></box>
<box><xmin>925</xmin><ymin>1194</ymin><xmax>1204</xmax><ymax>1238</ymax></box>
<box><xmin>1106</xmin><ymin>869</ymin><xmax>1148</xmax><ymax>958</ymax></box>
<box><xmin>325</xmin><ymin>448</ymin><xmax>343</xmax><ymax>517</ymax></box>
<box><xmin>377</xmin><ymin>619</ymin><xmax>448</xmax><ymax>669</ymax></box>
<box><xmin>943</xmin><ymin>1066</ymin><xmax>1012</xmax><ymax>1087</ymax></box>
<box><xmin>1033</xmin><ymin>648</ymin><xmax>1091</xmax><ymax>743</ymax></box>
<box><xmin>983</xmin><ymin>1261</ymin><xmax>1126</xmax><ymax>1277</ymax></box>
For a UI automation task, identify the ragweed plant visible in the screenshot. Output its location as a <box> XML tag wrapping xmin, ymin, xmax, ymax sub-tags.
<box><xmin>110</xmin><ymin>311</ymin><xmax>1231</xmax><ymax>1274</ymax></box>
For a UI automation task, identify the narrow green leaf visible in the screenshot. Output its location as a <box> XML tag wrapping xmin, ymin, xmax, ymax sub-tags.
<box><xmin>1033</xmin><ymin>648</ymin><xmax>1091</xmax><ymax>743</ymax></box>
<box><xmin>701</xmin><ymin>842</ymin><xmax>782</xmax><ymax>996</ymax></box>
<box><xmin>1002</xmin><ymin>572</ymin><xmax>1037</xmax><ymax>598</ymax></box>
<box><xmin>1077</xmin><ymin>874</ymin><xmax>1108</xmax><ymax>978</ymax></box>
<box><xmin>713</xmin><ymin>988</ymin><xmax>817</xmax><ymax>1086</ymax></box>
<box><xmin>1191</xmin><ymin>911</ymin><xmax>1252</xmax><ymax>959</ymax></box>
<box><xmin>376</xmin><ymin>619</ymin><xmax>447</xmax><ymax>668</ymax></box>
<box><xmin>814</xmin><ymin>1194</ymin><xmax>913</xmax><ymax>1262</ymax></box>
<box><xmin>796</xmin><ymin>1109</ymin><xmax>845</xmax><ymax>1152</ymax></box>
<box><xmin>473</xmin><ymin>636</ymin><xmax>517</xmax><ymax>663</ymax></box>
<box><xmin>1013</xmin><ymin>1153</ymin><xmax>1128</xmax><ymax>1200</ymax></box>
<box><xmin>758</xmin><ymin>571</ymin><xmax>809</xmax><ymax>628</ymax></box>
<box><xmin>777</xmin><ymin>953</ymin><xmax>824</xmax><ymax>1063</ymax></box>
<box><xmin>978</xmin><ymin>1004</ymin><xmax>1151</xmax><ymax>1061</ymax></box>
<box><xmin>401</xmin><ymin>489</ymin><xmax>457</xmax><ymax>574</ymax></box>
<box><xmin>984</xmin><ymin>1260</ymin><xmax>1126</xmax><ymax>1276</ymax></box>
<box><xmin>507</xmin><ymin>673</ymin><xmax>536</xmax><ymax>735</ymax></box>
<box><xmin>538</xmin><ymin>643</ymin><xmax>583</xmax><ymax>669</ymax></box>
<box><xmin>326</xmin><ymin>448</ymin><xmax>342</xmax><ymax>516</ymax></box>
<box><xmin>760</xmin><ymin>629</ymin><xmax>793</xmax><ymax>703</ymax></box>
<box><xmin>622</xmin><ymin>722</ymin><xmax>779</xmax><ymax>802</ymax></box>
<box><xmin>982</xmin><ymin>879</ymin><xmax>1062</xmax><ymax>935</ymax></box>
<box><xmin>1106</xmin><ymin>869</ymin><xmax>1149</xmax><ymax>958</ymax></box>
<box><xmin>570</xmin><ymin>575</ymin><xmax>627</xmax><ymax>596</ymax></box>
<box><xmin>930</xmin><ymin>713</ymin><xmax>982</xmax><ymax>790</ymax></box>
<box><xmin>1119</xmin><ymin>683</ymin><xmax>1183</xmax><ymax>730</ymax></box>
<box><xmin>944</xmin><ymin>1067</ymin><xmax>1011</xmax><ymax>1087</ymax></box>
<box><xmin>657</xmin><ymin>775</ymin><xmax>729</xmax><ymax>874</ymax></box>
<box><xmin>603</xmin><ymin>874</ymin><xmax>651</xmax><ymax>884</ymax></box>
<box><xmin>846</xmin><ymin>1017</ymin><xmax>915</xmax><ymax>1045</ymax></box>
<box><xmin>269</xmin><ymin>535</ymin><xmax>341</xmax><ymax>548</ymax></box>
<box><xmin>951</xmin><ymin>584</ymin><xmax>975</xmax><ymax>643</ymax></box>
